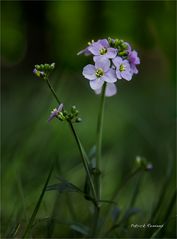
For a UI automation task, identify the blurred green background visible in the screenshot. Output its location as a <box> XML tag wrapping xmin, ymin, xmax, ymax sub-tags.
<box><xmin>1</xmin><ymin>1</ymin><xmax>176</xmax><ymax>238</ymax></box>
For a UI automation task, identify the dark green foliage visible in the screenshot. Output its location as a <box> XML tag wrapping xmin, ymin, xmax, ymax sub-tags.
<box><xmin>1</xmin><ymin>1</ymin><xmax>176</xmax><ymax>238</ymax></box>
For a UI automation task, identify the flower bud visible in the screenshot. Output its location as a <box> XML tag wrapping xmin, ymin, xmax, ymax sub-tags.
<box><xmin>35</xmin><ymin>65</ymin><xmax>40</xmax><ymax>70</ymax></box>
<box><xmin>33</xmin><ymin>69</ymin><xmax>45</xmax><ymax>78</ymax></box>
<box><xmin>71</xmin><ymin>105</ymin><xmax>77</xmax><ymax>112</ymax></box>
<box><xmin>136</xmin><ymin>156</ymin><xmax>153</xmax><ymax>171</ymax></box>
<box><xmin>122</xmin><ymin>43</ymin><xmax>128</xmax><ymax>50</ymax></box>
<box><xmin>118</xmin><ymin>51</ymin><xmax>128</xmax><ymax>57</ymax></box>
<box><xmin>145</xmin><ymin>163</ymin><xmax>153</xmax><ymax>171</ymax></box>
<box><xmin>63</xmin><ymin>110</ymin><xmax>68</xmax><ymax>116</ymax></box>
<box><xmin>114</xmin><ymin>39</ymin><xmax>120</xmax><ymax>48</ymax></box>
<box><xmin>40</xmin><ymin>64</ymin><xmax>44</xmax><ymax>70</ymax></box>
<box><xmin>44</xmin><ymin>64</ymin><xmax>50</xmax><ymax>70</ymax></box>
<box><xmin>58</xmin><ymin>112</ymin><xmax>66</xmax><ymax>121</ymax></box>
<box><xmin>50</xmin><ymin>63</ymin><xmax>55</xmax><ymax>70</ymax></box>
<box><xmin>75</xmin><ymin>117</ymin><xmax>82</xmax><ymax>123</ymax></box>
<box><xmin>66</xmin><ymin>113</ymin><xmax>74</xmax><ymax>120</ymax></box>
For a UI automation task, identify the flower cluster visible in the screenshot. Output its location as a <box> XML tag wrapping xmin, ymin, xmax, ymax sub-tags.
<box><xmin>78</xmin><ymin>38</ymin><xmax>140</xmax><ymax>97</ymax></box>
<box><xmin>48</xmin><ymin>104</ymin><xmax>82</xmax><ymax>123</ymax></box>
<box><xmin>33</xmin><ymin>63</ymin><xmax>55</xmax><ymax>79</ymax></box>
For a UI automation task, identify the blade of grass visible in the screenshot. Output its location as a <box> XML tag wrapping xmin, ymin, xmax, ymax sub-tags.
<box><xmin>98</xmin><ymin>168</ymin><xmax>141</xmax><ymax>237</ymax></box>
<box><xmin>150</xmin><ymin>157</ymin><xmax>173</xmax><ymax>223</ymax></box>
<box><xmin>159</xmin><ymin>189</ymin><xmax>177</xmax><ymax>237</ymax></box>
<box><xmin>22</xmin><ymin>162</ymin><xmax>54</xmax><ymax>238</ymax></box>
<box><xmin>117</xmin><ymin>173</ymin><xmax>143</xmax><ymax>230</ymax></box>
<box><xmin>47</xmin><ymin>192</ymin><xmax>61</xmax><ymax>238</ymax></box>
<box><xmin>150</xmin><ymin>225</ymin><xmax>164</xmax><ymax>239</ymax></box>
<box><xmin>163</xmin><ymin>189</ymin><xmax>176</xmax><ymax>223</ymax></box>
<box><xmin>128</xmin><ymin>172</ymin><xmax>143</xmax><ymax>209</ymax></box>
<box><xmin>16</xmin><ymin>175</ymin><xmax>29</xmax><ymax>224</ymax></box>
<box><xmin>150</xmin><ymin>215</ymin><xmax>177</xmax><ymax>239</ymax></box>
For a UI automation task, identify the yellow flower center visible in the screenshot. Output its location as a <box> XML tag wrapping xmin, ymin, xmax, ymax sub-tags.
<box><xmin>96</xmin><ymin>68</ymin><xmax>104</xmax><ymax>78</ymax></box>
<box><xmin>119</xmin><ymin>64</ymin><xmax>126</xmax><ymax>72</ymax></box>
<box><xmin>99</xmin><ymin>47</ymin><xmax>107</xmax><ymax>55</ymax></box>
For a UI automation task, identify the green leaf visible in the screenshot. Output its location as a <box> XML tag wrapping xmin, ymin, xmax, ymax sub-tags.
<box><xmin>70</xmin><ymin>223</ymin><xmax>90</xmax><ymax>236</ymax></box>
<box><xmin>111</xmin><ymin>207</ymin><xmax>121</xmax><ymax>222</ymax></box>
<box><xmin>46</xmin><ymin>180</ymin><xmax>82</xmax><ymax>193</ymax></box>
<box><xmin>22</xmin><ymin>162</ymin><xmax>54</xmax><ymax>238</ymax></box>
<box><xmin>150</xmin><ymin>215</ymin><xmax>177</xmax><ymax>238</ymax></box>
<box><xmin>150</xmin><ymin>226</ymin><xmax>164</xmax><ymax>238</ymax></box>
<box><xmin>99</xmin><ymin>199</ymin><xmax>117</xmax><ymax>205</ymax></box>
<box><xmin>150</xmin><ymin>159</ymin><xmax>174</xmax><ymax>223</ymax></box>
<box><xmin>47</xmin><ymin>177</ymin><xmax>99</xmax><ymax>207</ymax></box>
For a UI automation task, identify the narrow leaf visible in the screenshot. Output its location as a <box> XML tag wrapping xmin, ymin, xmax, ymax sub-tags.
<box><xmin>46</xmin><ymin>180</ymin><xmax>83</xmax><ymax>193</ymax></box>
<box><xmin>22</xmin><ymin>163</ymin><xmax>54</xmax><ymax>238</ymax></box>
<box><xmin>70</xmin><ymin>223</ymin><xmax>90</xmax><ymax>236</ymax></box>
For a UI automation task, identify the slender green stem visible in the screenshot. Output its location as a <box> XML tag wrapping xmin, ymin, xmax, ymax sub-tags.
<box><xmin>46</xmin><ymin>78</ymin><xmax>98</xmax><ymax>206</ymax></box>
<box><xmin>91</xmin><ymin>83</ymin><xmax>106</xmax><ymax>237</ymax></box>
<box><xmin>46</xmin><ymin>79</ymin><xmax>61</xmax><ymax>105</ymax></box>
<box><xmin>95</xmin><ymin>82</ymin><xmax>106</xmax><ymax>201</ymax></box>
<box><xmin>22</xmin><ymin>163</ymin><xmax>54</xmax><ymax>238</ymax></box>
<box><xmin>92</xmin><ymin>206</ymin><xmax>100</xmax><ymax>237</ymax></box>
<box><xmin>68</xmin><ymin>121</ymin><xmax>98</xmax><ymax>205</ymax></box>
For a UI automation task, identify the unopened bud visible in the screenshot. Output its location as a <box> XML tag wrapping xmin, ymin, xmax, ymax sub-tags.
<box><xmin>75</xmin><ymin>117</ymin><xmax>82</xmax><ymax>123</ymax></box>
<box><xmin>50</xmin><ymin>63</ymin><xmax>55</xmax><ymax>70</ymax></box>
<box><xmin>44</xmin><ymin>64</ymin><xmax>50</xmax><ymax>70</ymax></box>
<box><xmin>35</xmin><ymin>65</ymin><xmax>40</xmax><ymax>70</ymax></box>
<box><xmin>146</xmin><ymin>163</ymin><xmax>153</xmax><ymax>171</ymax></box>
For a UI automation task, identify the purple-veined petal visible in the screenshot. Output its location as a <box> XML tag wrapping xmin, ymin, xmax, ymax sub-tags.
<box><xmin>93</xmin><ymin>55</ymin><xmax>108</xmax><ymax>63</ymax></box>
<box><xmin>94</xmin><ymin>88</ymin><xmax>102</xmax><ymax>95</ymax></box>
<box><xmin>94</xmin><ymin>83</ymin><xmax>117</xmax><ymax>97</ymax></box>
<box><xmin>123</xmin><ymin>59</ymin><xmax>130</xmax><ymax>66</ymax></box>
<box><xmin>105</xmin><ymin>48</ymin><xmax>118</xmax><ymax>59</ymax></box>
<box><xmin>95</xmin><ymin>58</ymin><xmax>110</xmax><ymax>72</ymax></box>
<box><xmin>105</xmin><ymin>83</ymin><xmax>117</xmax><ymax>97</ymax></box>
<box><xmin>77</xmin><ymin>47</ymin><xmax>91</xmax><ymax>56</ymax></box>
<box><xmin>98</xmin><ymin>39</ymin><xmax>109</xmax><ymax>48</ymax></box>
<box><xmin>123</xmin><ymin>60</ymin><xmax>131</xmax><ymax>71</ymax></box>
<box><xmin>48</xmin><ymin>109</ymin><xmax>58</xmax><ymax>122</ymax></box>
<box><xmin>131</xmin><ymin>64</ymin><xmax>138</xmax><ymax>74</ymax></box>
<box><xmin>88</xmin><ymin>42</ymin><xmax>102</xmax><ymax>55</ymax></box>
<box><xmin>128</xmin><ymin>50</ymin><xmax>140</xmax><ymax>65</ymax></box>
<box><xmin>48</xmin><ymin>103</ymin><xmax>64</xmax><ymax>122</ymax></box>
<box><xmin>57</xmin><ymin>103</ymin><xmax>64</xmax><ymax>112</ymax></box>
<box><xmin>89</xmin><ymin>79</ymin><xmax>104</xmax><ymax>90</ymax></box>
<box><xmin>113</xmin><ymin>56</ymin><xmax>122</xmax><ymax>67</ymax></box>
<box><xmin>82</xmin><ymin>64</ymin><xmax>96</xmax><ymax>80</ymax></box>
<box><xmin>103</xmin><ymin>69</ymin><xmax>117</xmax><ymax>83</ymax></box>
<box><xmin>116</xmin><ymin>70</ymin><xmax>122</xmax><ymax>79</ymax></box>
<box><xmin>121</xmin><ymin>70</ymin><xmax>132</xmax><ymax>81</ymax></box>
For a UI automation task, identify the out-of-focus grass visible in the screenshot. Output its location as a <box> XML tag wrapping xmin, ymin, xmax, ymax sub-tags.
<box><xmin>1</xmin><ymin>1</ymin><xmax>176</xmax><ymax>238</ymax></box>
<box><xmin>2</xmin><ymin>48</ymin><xmax>176</xmax><ymax>236</ymax></box>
